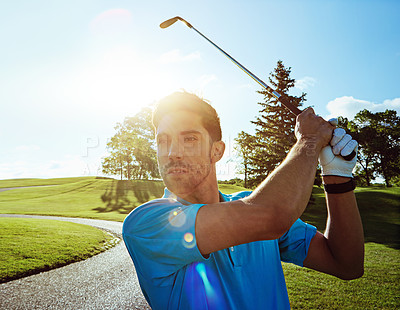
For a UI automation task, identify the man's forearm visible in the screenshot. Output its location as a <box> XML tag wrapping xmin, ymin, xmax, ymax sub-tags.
<box><xmin>323</xmin><ymin>176</ymin><xmax>364</xmax><ymax>278</ymax></box>
<box><xmin>244</xmin><ymin>139</ymin><xmax>320</xmax><ymax>230</ymax></box>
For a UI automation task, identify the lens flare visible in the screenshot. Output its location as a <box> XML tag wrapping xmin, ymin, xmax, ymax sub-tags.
<box><xmin>183</xmin><ymin>232</ymin><xmax>196</xmax><ymax>248</ymax></box>
<box><xmin>196</xmin><ymin>263</ymin><xmax>216</xmax><ymax>299</ymax></box>
<box><xmin>184</xmin><ymin>232</ymin><xmax>194</xmax><ymax>242</ymax></box>
<box><xmin>184</xmin><ymin>262</ymin><xmax>228</xmax><ymax>309</ymax></box>
<box><xmin>168</xmin><ymin>207</ymin><xmax>186</xmax><ymax>227</ymax></box>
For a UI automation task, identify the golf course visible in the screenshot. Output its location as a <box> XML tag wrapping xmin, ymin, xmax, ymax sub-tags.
<box><xmin>0</xmin><ymin>176</ymin><xmax>399</xmax><ymax>309</ymax></box>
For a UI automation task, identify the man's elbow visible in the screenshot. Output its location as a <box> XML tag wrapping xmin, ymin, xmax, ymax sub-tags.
<box><xmin>340</xmin><ymin>250</ymin><xmax>365</xmax><ymax>280</ymax></box>
<box><xmin>338</xmin><ymin>265</ymin><xmax>364</xmax><ymax>280</ymax></box>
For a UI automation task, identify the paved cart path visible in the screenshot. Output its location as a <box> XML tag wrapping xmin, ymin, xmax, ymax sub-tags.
<box><xmin>0</xmin><ymin>214</ymin><xmax>151</xmax><ymax>310</ymax></box>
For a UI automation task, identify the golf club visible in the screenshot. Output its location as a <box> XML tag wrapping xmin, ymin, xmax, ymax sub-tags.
<box><xmin>160</xmin><ymin>16</ymin><xmax>356</xmax><ymax>161</ymax></box>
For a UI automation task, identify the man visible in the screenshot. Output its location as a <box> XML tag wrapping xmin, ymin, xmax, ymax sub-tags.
<box><xmin>123</xmin><ymin>91</ymin><xmax>364</xmax><ymax>309</ymax></box>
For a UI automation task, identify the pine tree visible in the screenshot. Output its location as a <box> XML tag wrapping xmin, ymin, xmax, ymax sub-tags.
<box><xmin>248</xmin><ymin>60</ymin><xmax>306</xmax><ymax>185</ymax></box>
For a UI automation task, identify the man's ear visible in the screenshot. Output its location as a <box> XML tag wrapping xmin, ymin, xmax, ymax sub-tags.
<box><xmin>211</xmin><ymin>141</ymin><xmax>225</xmax><ymax>163</ymax></box>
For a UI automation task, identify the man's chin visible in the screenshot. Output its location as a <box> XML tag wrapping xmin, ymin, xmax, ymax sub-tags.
<box><xmin>164</xmin><ymin>176</ymin><xmax>194</xmax><ymax>196</ymax></box>
<box><xmin>164</xmin><ymin>174</ymin><xmax>185</xmax><ymax>188</ymax></box>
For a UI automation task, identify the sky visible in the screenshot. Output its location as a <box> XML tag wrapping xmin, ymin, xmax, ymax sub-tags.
<box><xmin>1</xmin><ymin>0</ymin><xmax>399</xmax><ymax>180</ymax></box>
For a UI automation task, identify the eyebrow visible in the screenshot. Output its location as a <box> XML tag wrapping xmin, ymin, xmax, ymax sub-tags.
<box><xmin>157</xmin><ymin>130</ymin><xmax>201</xmax><ymax>136</ymax></box>
<box><xmin>156</xmin><ymin>130</ymin><xmax>202</xmax><ymax>140</ymax></box>
<box><xmin>180</xmin><ymin>130</ymin><xmax>202</xmax><ymax>135</ymax></box>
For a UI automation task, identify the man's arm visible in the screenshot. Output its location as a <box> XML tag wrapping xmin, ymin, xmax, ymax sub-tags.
<box><xmin>303</xmin><ymin>128</ymin><xmax>364</xmax><ymax>280</ymax></box>
<box><xmin>195</xmin><ymin>108</ymin><xmax>333</xmax><ymax>255</ymax></box>
<box><xmin>303</xmin><ymin>176</ymin><xmax>364</xmax><ymax>279</ymax></box>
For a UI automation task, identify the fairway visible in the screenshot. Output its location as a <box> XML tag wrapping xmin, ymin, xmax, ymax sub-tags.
<box><xmin>0</xmin><ymin>177</ymin><xmax>248</xmax><ymax>221</ymax></box>
<box><xmin>0</xmin><ymin>177</ymin><xmax>165</xmax><ymax>222</ymax></box>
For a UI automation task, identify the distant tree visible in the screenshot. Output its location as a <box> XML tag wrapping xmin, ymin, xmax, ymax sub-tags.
<box><xmin>248</xmin><ymin>60</ymin><xmax>306</xmax><ymax>185</ymax></box>
<box><xmin>102</xmin><ymin>152</ymin><xmax>125</xmax><ymax>180</ymax></box>
<box><xmin>392</xmin><ymin>175</ymin><xmax>400</xmax><ymax>187</ymax></box>
<box><xmin>349</xmin><ymin>109</ymin><xmax>400</xmax><ymax>187</ymax></box>
<box><xmin>218</xmin><ymin>178</ymin><xmax>245</xmax><ymax>188</ymax></box>
<box><xmin>234</xmin><ymin>131</ymin><xmax>256</xmax><ymax>188</ymax></box>
<box><xmin>338</xmin><ymin>116</ymin><xmax>376</xmax><ymax>186</ymax></box>
<box><xmin>102</xmin><ymin>107</ymin><xmax>159</xmax><ymax>180</ymax></box>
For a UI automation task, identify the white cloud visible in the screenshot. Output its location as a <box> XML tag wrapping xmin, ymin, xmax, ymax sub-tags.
<box><xmin>326</xmin><ymin>96</ymin><xmax>400</xmax><ymax>120</ymax></box>
<box><xmin>158</xmin><ymin>49</ymin><xmax>201</xmax><ymax>64</ymax></box>
<box><xmin>382</xmin><ymin>98</ymin><xmax>400</xmax><ymax>110</ymax></box>
<box><xmin>295</xmin><ymin>76</ymin><xmax>317</xmax><ymax>91</ymax></box>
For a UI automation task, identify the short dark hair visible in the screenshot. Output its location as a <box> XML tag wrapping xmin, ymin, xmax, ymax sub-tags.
<box><xmin>152</xmin><ymin>91</ymin><xmax>222</xmax><ymax>142</ymax></box>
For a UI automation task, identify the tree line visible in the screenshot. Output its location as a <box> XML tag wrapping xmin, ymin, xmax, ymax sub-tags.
<box><xmin>102</xmin><ymin>60</ymin><xmax>399</xmax><ymax>187</ymax></box>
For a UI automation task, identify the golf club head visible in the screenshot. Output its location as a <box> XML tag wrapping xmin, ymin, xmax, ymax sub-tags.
<box><xmin>160</xmin><ymin>16</ymin><xmax>192</xmax><ymax>29</ymax></box>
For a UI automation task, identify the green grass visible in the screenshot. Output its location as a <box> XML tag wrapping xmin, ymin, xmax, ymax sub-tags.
<box><xmin>0</xmin><ymin>176</ymin><xmax>97</xmax><ymax>188</ymax></box>
<box><xmin>0</xmin><ymin>177</ymin><xmax>165</xmax><ymax>221</ymax></box>
<box><xmin>0</xmin><ymin>217</ymin><xmax>117</xmax><ymax>283</ymax></box>
<box><xmin>217</xmin><ymin>183</ymin><xmax>249</xmax><ymax>194</ymax></box>
<box><xmin>302</xmin><ymin>185</ymin><xmax>400</xmax><ymax>249</ymax></box>
<box><xmin>284</xmin><ymin>243</ymin><xmax>400</xmax><ymax>309</ymax></box>
<box><xmin>0</xmin><ymin>177</ymin><xmax>248</xmax><ymax>222</ymax></box>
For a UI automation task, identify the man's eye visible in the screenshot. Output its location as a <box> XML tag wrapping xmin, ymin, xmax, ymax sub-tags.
<box><xmin>184</xmin><ymin>136</ymin><xmax>197</xmax><ymax>142</ymax></box>
<box><xmin>158</xmin><ymin>138</ymin><xmax>167</xmax><ymax>144</ymax></box>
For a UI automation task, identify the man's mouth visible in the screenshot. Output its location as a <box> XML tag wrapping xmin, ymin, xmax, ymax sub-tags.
<box><xmin>167</xmin><ymin>167</ymin><xmax>188</xmax><ymax>175</ymax></box>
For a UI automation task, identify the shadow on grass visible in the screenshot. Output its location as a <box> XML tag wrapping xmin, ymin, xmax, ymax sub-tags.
<box><xmin>94</xmin><ymin>180</ymin><xmax>165</xmax><ymax>214</ymax></box>
<box><xmin>302</xmin><ymin>186</ymin><xmax>400</xmax><ymax>249</ymax></box>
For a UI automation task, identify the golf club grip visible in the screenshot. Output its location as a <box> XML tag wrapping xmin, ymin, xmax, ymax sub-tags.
<box><xmin>278</xmin><ymin>95</ymin><xmax>357</xmax><ymax>161</ymax></box>
<box><xmin>342</xmin><ymin>150</ymin><xmax>356</xmax><ymax>161</ymax></box>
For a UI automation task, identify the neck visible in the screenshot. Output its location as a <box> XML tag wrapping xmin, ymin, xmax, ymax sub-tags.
<box><xmin>181</xmin><ymin>179</ymin><xmax>220</xmax><ymax>204</ymax></box>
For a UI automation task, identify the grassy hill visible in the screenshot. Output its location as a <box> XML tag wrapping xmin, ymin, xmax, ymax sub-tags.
<box><xmin>0</xmin><ymin>177</ymin><xmax>163</xmax><ymax>221</ymax></box>
<box><xmin>0</xmin><ymin>177</ymin><xmax>248</xmax><ymax>222</ymax></box>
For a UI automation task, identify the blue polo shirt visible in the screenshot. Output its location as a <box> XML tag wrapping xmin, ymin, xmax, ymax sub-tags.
<box><xmin>122</xmin><ymin>189</ymin><xmax>317</xmax><ymax>310</ymax></box>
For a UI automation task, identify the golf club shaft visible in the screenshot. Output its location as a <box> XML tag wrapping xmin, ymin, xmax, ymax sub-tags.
<box><xmin>190</xmin><ymin>26</ymin><xmax>302</xmax><ymax>116</ymax></box>
<box><xmin>161</xmin><ymin>17</ymin><xmax>355</xmax><ymax>161</ymax></box>
<box><xmin>190</xmin><ymin>25</ymin><xmax>355</xmax><ymax>161</ymax></box>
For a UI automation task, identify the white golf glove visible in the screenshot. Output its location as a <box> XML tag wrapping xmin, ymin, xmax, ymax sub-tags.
<box><xmin>319</xmin><ymin>118</ymin><xmax>358</xmax><ymax>178</ymax></box>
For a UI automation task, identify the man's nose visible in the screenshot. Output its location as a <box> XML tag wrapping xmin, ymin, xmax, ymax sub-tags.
<box><xmin>168</xmin><ymin>138</ymin><xmax>184</xmax><ymax>159</ymax></box>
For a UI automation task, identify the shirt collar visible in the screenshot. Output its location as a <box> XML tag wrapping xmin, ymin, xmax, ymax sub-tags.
<box><xmin>163</xmin><ymin>187</ymin><xmax>226</xmax><ymax>205</ymax></box>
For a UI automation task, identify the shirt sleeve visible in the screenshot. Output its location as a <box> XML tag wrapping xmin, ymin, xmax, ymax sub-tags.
<box><xmin>278</xmin><ymin>218</ymin><xmax>317</xmax><ymax>267</ymax></box>
<box><xmin>122</xmin><ymin>199</ymin><xmax>208</xmax><ymax>285</ymax></box>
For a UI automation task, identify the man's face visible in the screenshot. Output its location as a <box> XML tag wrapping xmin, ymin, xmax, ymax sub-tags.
<box><xmin>156</xmin><ymin>110</ymin><xmax>214</xmax><ymax>196</ymax></box>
